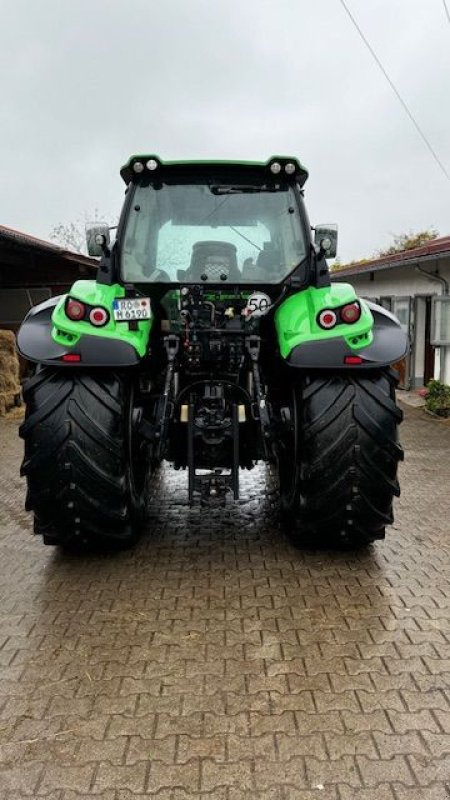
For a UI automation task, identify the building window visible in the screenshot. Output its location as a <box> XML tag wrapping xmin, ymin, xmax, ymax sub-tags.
<box><xmin>0</xmin><ymin>288</ymin><xmax>51</xmax><ymax>324</ymax></box>
<box><xmin>378</xmin><ymin>297</ymin><xmax>392</xmax><ymax>312</ymax></box>
<box><xmin>431</xmin><ymin>296</ymin><xmax>450</xmax><ymax>346</ymax></box>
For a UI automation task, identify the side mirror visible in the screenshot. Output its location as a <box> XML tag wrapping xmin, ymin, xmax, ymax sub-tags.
<box><xmin>86</xmin><ymin>223</ymin><xmax>110</xmax><ymax>257</ymax></box>
<box><xmin>314</xmin><ymin>225</ymin><xmax>338</xmax><ymax>258</ymax></box>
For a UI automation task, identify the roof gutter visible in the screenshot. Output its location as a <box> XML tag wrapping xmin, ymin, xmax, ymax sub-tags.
<box><xmin>331</xmin><ymin>248</ymin><xmax>450</xmax><ymax>279</ymax></box>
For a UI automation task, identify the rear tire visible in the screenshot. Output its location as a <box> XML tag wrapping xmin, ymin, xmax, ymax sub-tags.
<box><xmin>278</xmin><ymin>369</ymin><xmax>403</xmax><ymax>548</ymax></box>
<box><xmin>20</xmin><ymin>368</ymin><xmax>149</xmax><ymax>550</ymax></box>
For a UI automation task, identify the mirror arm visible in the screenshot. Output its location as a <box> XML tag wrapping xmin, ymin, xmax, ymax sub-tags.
<box><xmin>310</xmin><ymin>245</ymin><xmax>331</xmax><ymax>289</ymax></box>
<box><xmin>96</xmin><ymin>250</ymin><xmax>116</xmax><ymax>285</ymax></box>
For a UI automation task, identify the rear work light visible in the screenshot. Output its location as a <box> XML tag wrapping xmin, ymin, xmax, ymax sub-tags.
<box><xmin>66</xmin><ymin>299</ymin><xmax>86</xmax><ymax>321</ymax></box>
<box><xmin>341</xmin><ymin>302</ymin><xmax>361</xmax><ymax>324</ymax></box>
<box><xmin>89</xmin><ymin>307</ymin><xmax>109</xmax><ymax>327</ymax></box>
<box><xmin>318</xmin><ymin>309</ymin><xmax>337</xmax><ymax>329</ymax></box>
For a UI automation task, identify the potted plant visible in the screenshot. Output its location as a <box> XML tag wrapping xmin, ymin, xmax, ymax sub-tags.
<box><xmin>424</xmin><ymin>379</ymin><xmax>450</xmax><ymax>418</ymax></box>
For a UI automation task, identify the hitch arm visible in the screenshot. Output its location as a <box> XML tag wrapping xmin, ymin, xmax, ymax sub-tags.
<box><xmin>153</xmin><ymin>335</ymin><xmax>179</xmax><ymax>458</ymax></box>
<box><xmin>245</xmin><ymin>335</ymin><xmax>271</xmax><ymax>456</ymax></box>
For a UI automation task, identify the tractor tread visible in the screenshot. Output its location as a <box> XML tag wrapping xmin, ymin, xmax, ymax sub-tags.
<box><xmin>20</xmin><ymin>367</ymin><xmax>145</xmax><ymax>549</ymax></box>
<box><xmin>281</xmin><ymin>369</ymin><xmax>403</xmax><ymax>549</ymax></box>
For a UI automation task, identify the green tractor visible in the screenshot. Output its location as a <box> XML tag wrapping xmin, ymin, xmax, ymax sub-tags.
<box><xmin>17</xmin><ymin>155</ymin><xmax>407</xmax><ymax>549</ymax></box>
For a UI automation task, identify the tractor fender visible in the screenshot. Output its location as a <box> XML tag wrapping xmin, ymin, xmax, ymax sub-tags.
<box><xmin>285</xmin><ymin>301</ymin><xmax>409</xmax><ymax>369</ymax></box>
<box><xmin>17</xmin><ymin>296</ymin><xmax>140</xmax><ymax>367</ymax></box>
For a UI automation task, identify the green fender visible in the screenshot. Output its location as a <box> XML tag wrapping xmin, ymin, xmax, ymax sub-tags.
<box><xmin>275</xmin><ymin>284</ymin><xmax>408</xmax><ymax>369</ymax></box>
<box><xmin>17</xmin><ymin>280</ymin><xmax>153</xmax><ymax>366</ymax></box>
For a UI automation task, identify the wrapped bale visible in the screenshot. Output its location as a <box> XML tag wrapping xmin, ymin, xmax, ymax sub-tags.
<box><xmin>0</xmin><ymin>330</ymin><xmax>21</xmax><ymax>417</ymax></box>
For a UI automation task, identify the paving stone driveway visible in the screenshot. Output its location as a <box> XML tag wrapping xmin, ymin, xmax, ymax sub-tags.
<box><xmin>0</xmin><ymin>406</ymin><xmax>450</xmax><ymax>799</ymax></box>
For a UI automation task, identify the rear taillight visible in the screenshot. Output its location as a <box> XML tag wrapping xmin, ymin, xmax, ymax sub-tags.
<box><xmin>66</xmin><ymin>299</ymin><xmax>86</xmax><ymax>321</ymax></box>
<box><xmin>341</xmin><ymin>302</ymin><xmax>361</xmax><ymax>324</ymax></box>
<box><xmin>61</xmin><ymin>353</ymin><xmax>81</xmax><ymax>362</ymax></box>
<box><xmin>89</xmin><ymin>307</ymin><xmax>109</xmax><ymax>327</ymax></box>
<box><xmin>318</xmin><ymin>309</ymin><xmax>337</xmax><ymax>329</ymax></box>
<box><xmin>344</xmin><ymin>356</ymin><xmax>363</xmax><ymax>365</ymax></box>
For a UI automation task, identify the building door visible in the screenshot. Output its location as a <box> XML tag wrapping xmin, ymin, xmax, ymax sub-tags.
<box><xmin>392</xmin><ymin>297</ymin><xmax>413</xmax><ymax>389</ymax></box>
<box><xmin>413</xmin><ymin>297</ymin><xmax>435</xmax><ymax>388</ymax></box>
<box><xmin>413</xmin><ymin>297</ymin><xmax>425</xmax><ymax>388</ymax></box>
<box><xmin>423</xmin><ymin>296</ymin><xmax>435</xmax><ymax>384</ymax></box>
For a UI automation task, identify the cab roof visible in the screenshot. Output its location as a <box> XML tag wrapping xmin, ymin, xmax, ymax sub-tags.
<box><xmin>120</xmin><ymin>155</ymin><xmax>309</xmax><ymax>187</ymax></box>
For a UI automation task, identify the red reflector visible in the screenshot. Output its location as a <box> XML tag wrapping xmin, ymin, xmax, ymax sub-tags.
<box><xmin>344</xmin><ymin>356</ymin><xmax>363</xmax><ymax>365</ymax></box>
<box><xmin>66</xmin><ymin>299</ymin><xmax>85</xmax><ymax>321</ymax></box>
<box><xmin>89</xmin><ymin>307</ymin><xmax>109</xmax><ymax>326</ymax></box>
<box><xmin>318</xmin><ymin>309</ymin><xmax>337</xmax><ymax>329</ymax></box>
<box><xmin>341</xmin><ymin>302</ymin><xmax>361</xmax><ymax>324</ymax></box>
<box><xmin>62</xmin><ymin>354</ymin><xmax>81</xmax><ymax>362</ymax></box>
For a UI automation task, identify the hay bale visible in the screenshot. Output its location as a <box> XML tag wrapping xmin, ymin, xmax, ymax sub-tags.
<box><xmin>0</xmin><ymin>330</ymin><xmax>21</xmax><ymax>417</ymax></box>
<box><xmin>0</xmin><ymin>354</ymin><xmax>20</xmax><ymax>392</ymax></box>
<box><xmin>0</xmin><ymin>329</ymin><xmax>16</xmax><ymax>354</ymax></box>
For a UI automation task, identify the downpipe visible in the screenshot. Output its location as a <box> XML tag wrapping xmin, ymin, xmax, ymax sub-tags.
<box><xmin>415</xmin><ymin>263</ymin><xmax>449</xmax><ymax>295</ymax></box>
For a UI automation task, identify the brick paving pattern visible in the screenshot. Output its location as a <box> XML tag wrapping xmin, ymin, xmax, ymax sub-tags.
<box><xmin>0</xmin><ymin>405</ymin><xmax>449</xmax><ymax>799</ymax></box>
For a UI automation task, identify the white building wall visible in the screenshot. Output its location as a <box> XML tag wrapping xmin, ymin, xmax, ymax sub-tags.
<box><xmin>333</xmin><ymin>262</ymin><xmax>450</xmax><ymax>299</ymax></box>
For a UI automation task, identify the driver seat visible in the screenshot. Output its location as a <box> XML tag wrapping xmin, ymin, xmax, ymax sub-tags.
<box><xmin>187</xmin><ymin>241</ymin><xmax>240</xmax><ymax>281</ymax></box>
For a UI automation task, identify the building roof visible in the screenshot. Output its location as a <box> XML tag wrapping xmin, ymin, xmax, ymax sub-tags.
<box><xmin>0</xmin><ymin>224</ymin><xmax>98</xmax><ymax>269</ymax></box>
<box><xmin>331</xmin><ymin>236</ymin><xmax>450</xmax><ymax>278</ymax></box>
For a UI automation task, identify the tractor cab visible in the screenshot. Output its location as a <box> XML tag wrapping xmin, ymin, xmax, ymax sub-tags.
<box><xmin>118</xmin><ymin>156</ymin><xmax>309</xmax><ymax>289</ymax></box>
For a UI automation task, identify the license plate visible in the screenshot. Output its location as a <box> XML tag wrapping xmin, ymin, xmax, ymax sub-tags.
<box><xmin>113</xmin><ymin>297</ymin><xmax>152</xmax><ymax>321</ymax></box>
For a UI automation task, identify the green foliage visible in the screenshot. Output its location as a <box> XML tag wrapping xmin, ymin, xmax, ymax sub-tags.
<box><xmin>330</xmin><ymin>229</ymin><xmax>439</xmax><ymax>272</ymax></box>
<box><xmin>425</xmin><ymin>379</ymin><xmax>450</xmax><ymax>418</ymax></box>
<box><xmin>377</xmin><ymin>229</ymin><xmax>439</xmax><ymax>258</ymax></box>
<box><xmin>330</xmin><ymin>258</ymin><xmax>371</xmax><ymax>272</ymax></box>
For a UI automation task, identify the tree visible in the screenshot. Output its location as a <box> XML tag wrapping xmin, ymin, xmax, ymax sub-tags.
<box><xmin>49</xmin><ymin>210</ymin><xmax>116</xmax><ymax>254</ymax></box>
<box><xmin>377</xmin><ymin>229</ymin><xmax>439</xmax><ymax>257</ymax></box>
<box><xmin>330</xmin><ymin>229</ymin><xmax>439</xmax><ymax>272</ymax></box>
<box><xmin>49</xmin><ymin>221</ymin><xmax>86</xmax><ymax>254</ymax></box>
<box><xmin>331</xmin><ymin>257</ymin><xmax>372</xmax><ymax>272</ymax></box>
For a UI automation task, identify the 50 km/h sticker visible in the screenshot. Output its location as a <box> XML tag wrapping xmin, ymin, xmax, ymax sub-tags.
<box><xmin>243</xmin><ymin>292</ymin><xmax>272</xmax><ymax>318</ymax></box>
<box><xmin>113</xmin><ymin>298</ymin><xmax>152</xmax><ymax>321</ymax></box>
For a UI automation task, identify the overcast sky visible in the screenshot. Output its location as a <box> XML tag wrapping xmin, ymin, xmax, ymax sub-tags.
<box><xmin>1</xmin><ymin>0</ymin><xmax>449</xmax><ymax>261</ymax></box>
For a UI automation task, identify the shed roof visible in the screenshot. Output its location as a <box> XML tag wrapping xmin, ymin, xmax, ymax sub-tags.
<box><xmin>331</xmin><ymin>236</ymin><xmax>450</xmax><ymax>278</ymax></box>
<box><xmin>0</xmin><ymin>224</ymin><xmax>98</xmax><ymax>270</ymax></box>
